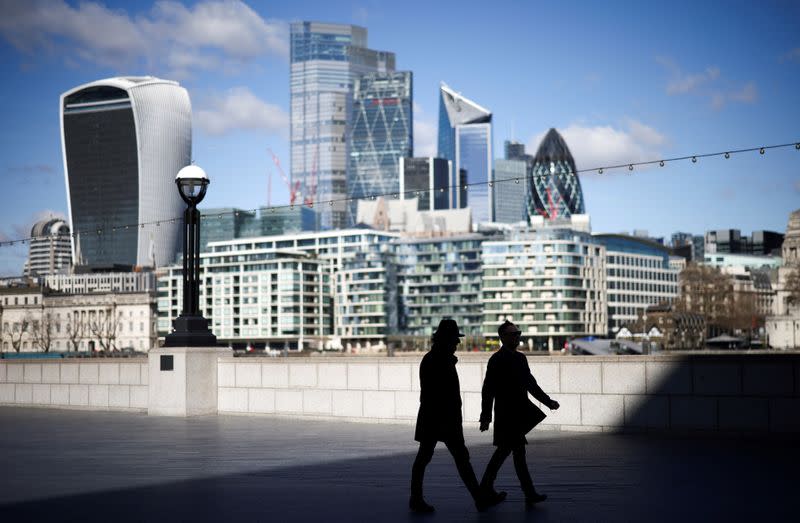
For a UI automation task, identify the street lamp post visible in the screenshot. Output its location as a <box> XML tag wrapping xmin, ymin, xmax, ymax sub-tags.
<box><xmin>164</xmin><ymin>165</ymin><xmax>217</xmax><ymax>347</ymax></box>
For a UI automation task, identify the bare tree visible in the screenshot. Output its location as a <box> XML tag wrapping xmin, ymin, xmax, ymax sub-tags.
<box><xmin>88</xmin><ymin>304</ymin><xmax>119</xmax><ymax>352</ymax></box>
<box><xmin>29</xmin><ymin>310</ymin><xmax>55</xmax><ymax>353</ymax></box>
<box><xmin>675</xmin><ymin>263</ymin><xmax>733</xmax><ymax>337</ymax></box>
<box><xmin>66</xmin><ymin>311</ymin><xmax>87</xmax><ymax>352</ymax></box>
<box><xmin>2</xmin><ymin>318</ymin><xmax>30</xmax><ymax>353</ymax></box>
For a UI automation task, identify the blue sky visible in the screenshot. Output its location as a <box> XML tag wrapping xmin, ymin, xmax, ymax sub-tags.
<box><xmin>0</xmin><ymin>0</ymin><xmax>799</xmax><ymax>275</ymax></box>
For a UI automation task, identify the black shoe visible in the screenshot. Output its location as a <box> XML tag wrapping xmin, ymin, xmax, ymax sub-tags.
<box><xmin>476</xmin><ymin>490</ymin><xmax>507</xmax><ymax>511</ymax></box>
<box><xmin>409</xmin><ymin>496</ymin><xmax>435</xmax><ymax>513</ymax></box>
<box><xmin>525</xmin><ymin>492</ymin><xmax>547</xmax><ymax>506</ymax></box>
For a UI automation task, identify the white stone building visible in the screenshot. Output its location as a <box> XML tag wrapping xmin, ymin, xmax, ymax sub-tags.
<box><xmin>1</xmin><ymin>286</ymin><xmax>156</xmax><ymax>353</ymax></box>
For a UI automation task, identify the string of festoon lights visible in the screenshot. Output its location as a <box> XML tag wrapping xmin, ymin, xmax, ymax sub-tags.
<box><xmin>0</xmin><ymin>141</ymin><xmax>798</xmax><ymax>249</ymax></box>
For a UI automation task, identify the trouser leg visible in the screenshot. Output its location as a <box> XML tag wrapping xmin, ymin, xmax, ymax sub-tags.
<box><xmin>480</xmin><ymin>445</ymin><xmax>512</xmax><ymax>491</ymax></box>
<box><xmin>512</xmin><ymin>445</ymin><xmax>535</xmax><ymax>495</ymax></box>
<box><xmin>411</xmin><ymin>440</ymin><xmax>436</xmax><ymax>498</ymax></box>
<box><xmin>445</xmin><ymin>439</ymin><xmax>481</xmax><ymax>499</ymax></box>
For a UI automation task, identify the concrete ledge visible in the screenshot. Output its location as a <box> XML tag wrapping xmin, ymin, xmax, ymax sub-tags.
<box><xmin>693</xmin><ymin>363</ymin><xmax>740</xmax><ymax>395</ymax></box>
<box><xmin>561</xmin><ymin>363</ymin><xmax>601</xmax><ymax>393</ymax></box>
<box><xmin>603</xmin><ymin>362</ymin><xmax>646</xmax><ymax>394</ymax></box>
<box><xmin>379</xmin><ymin>363</ymin><xmax>412</xmax><ymax>391</ymax></box>
<box><xmin>318</xmin><ymin>364</ymin><xmax>347</xmax><ymax>390</ymax></box>
<box><xmin>23</xmin><ymin>364</ymin><xmax>42</xmax><ymax>383</ymax></box>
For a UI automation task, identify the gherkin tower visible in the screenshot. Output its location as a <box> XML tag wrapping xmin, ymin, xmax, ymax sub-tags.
<box><xmin>526</xmin><ymin>128</ymin><xmax>585</xmax><ymax>221</ymax></box>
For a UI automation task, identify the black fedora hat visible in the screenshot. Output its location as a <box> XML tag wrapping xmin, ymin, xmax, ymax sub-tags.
<box><xmin>433</xmin><ymin>318</ymin><xmax>465</xmax><ymax>340</ymax></box>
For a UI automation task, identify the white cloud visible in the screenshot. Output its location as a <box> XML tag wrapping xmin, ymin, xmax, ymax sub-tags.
<box><xmin>195</xmin><ymin>87</ymin><xmax>288</xmax><ymax>136</ymax></box>
<box><xmin>0</xmin><ymin>0</ymin><xmax>287</xmax><ymax>75</ymax></box>
<box><xmin>657</xmin><ymin>56</ymin><xmax>757</xmax><ymax>110</ymax></box>
<box><xmin>527</xmin><ymin>120</ymin><xmax>667</xmax><ymax>172</ymax></box>
<box><xmin>665</xmin><ymin>66</ymin><xmax>720</xmax><ymax>95</ymax></box>
<box><xmin>780</xmin><ymin>48</ymin><xmax>800</xmax><ymax>63</ymax></box>
<box><xmin>413</xmin><ymin>102</ymin><xmax>437</xmax><ymax>157</ymax></box>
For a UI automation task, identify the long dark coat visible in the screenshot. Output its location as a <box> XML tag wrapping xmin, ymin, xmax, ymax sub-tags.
<box><xmin>480</xmin><ymin>346</ymin><xmax>553</xmax><ymax>447</ymax></box>
<box><xmin>414</xmin><ymin>349</ymin><xmax>464</xmax><ymax>443</ymax></box>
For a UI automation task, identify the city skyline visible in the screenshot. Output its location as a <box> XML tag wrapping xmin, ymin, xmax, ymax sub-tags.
<box><xmin>1</xmin><ymin>1</ymin><xmax>799</xmax><ymax>275</ymax></box>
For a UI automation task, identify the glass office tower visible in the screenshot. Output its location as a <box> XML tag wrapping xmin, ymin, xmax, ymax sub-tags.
<box><xmin>399</xmin><ymin>157</ymin><xmax>451</xmax><ymax>210</ymax></box>
<box><xmin>526</xmin><ymin>128</ymin><xmax>586</xmax><ymax>222</ymax></box>
<box><xmin>492</xmin><ymin>159</ymin><xmax>528</xmax><ymax>223</ymax></box>
<box><xmin>437</xmin><ymin>83</ymin><xmax>492</xmax><ymax>223</ymax></box>
<box><xmin>60</xmin><ymin>76</ymin><xmax>191</xmax><ymax>267</ymax></box>
<box><xmin>290</xmin><ymin>22</ymin><xmax>395</xmax><ymax>230</ymax></box>
<box><xmin>347</xmin><ymin>71</ymin><xmax>413</xmax><ymax>223</ymax></box>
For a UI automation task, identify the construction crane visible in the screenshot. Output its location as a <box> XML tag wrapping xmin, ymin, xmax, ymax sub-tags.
<box><xmin>267</xmin><ymin>148</ymin><xmax>300</xmax><ymax>206</ymax></box>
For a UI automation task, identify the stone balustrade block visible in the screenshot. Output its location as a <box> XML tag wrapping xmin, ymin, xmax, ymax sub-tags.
<box><xmin>561</xmin><ymin>363</ymin><xmax>601</xmax><ymax>393</ymax></box>
<box><xmin>130</xmin><ymin>386</ymin><xmax>148</xmax><ymax>409</ymax></box>
<box><xmin>742</xmin><ymin>364</ymin><xmax>793</xmax><ymax>396</ymax></box>
<box><xmin>318</xmin><ymin>364</ymin><xmax>347</xmax><ymax>390</ymax></box>
<box><xmin>98</xmin><ymin>364</ymin><xmax>120</xmax><ymax>385</ymax></box>
<box><xmin>23</xmin><ymin>364</ymin><xmax>42</xmax><ymax>383</ymax></box>
<box><xmin>379</xmin><ymin>364</ymin><xmax>412</xmax><ymax>391</ymax></box>
<box><xmin>262</xmin><ymin>364</ymin><xmax>289</xmax><ymax>388</ymax></box>
<box><xmin>32</xmin><ymin>384</ymin><xmax>50</xmax><ymax>405</ymax></box>
<box><xmin>581</xmin><ymin>394</ymin><xmax>624</xmax><ymax>427</ymax></box>
<box><xmin>78</xmin><ymin>364</ymin><xmax>99</xmax><ymax>385</ymax></box>
<box><xmin>69</xmin><ymin>384</ymin><xmax>89</xmax><ymax>406</ymax></box>
<box><xmin>457</xmin><ymin>363</ymin><xmax>483</xmax><ymax>393</ymax></box>
<box><xmin>364</xmin><ymin>390</ymin><xmax>394</xmax><ymax>419</ymax></box>
<box><xmin>51</xmin><ymin>384</ymin><xmax>69</xmax><ymax>405</ymax></box>
<box><xmin>289</xmin><ymin>364</ymin><xmax>317</xmax><ymax>388</ymax></box>
<box><xmin>395</xmin><ymin>391</ymin><xmax>418</xmax><ymax>419</ymax></box>
<box><xmin>348</xmin><ymin>364</ymin><xmax>379</xmax><ymax>390</ymax></box>
<box><xmin>15</xmin><ymin>384</ymin><xmax>33</xmax><ymax>404</ymax></box>
<box><xmin>89</xmin><ymin>385</ymin><xmax>109</xmax><ymax>407</ymax></box>
<box><xmin>332</xmin><ymin>390</ymin><xmax>362</xmax><ymax>417</ymax></box>
<box><xmin>624</xmin><ymin>395</ymin><xmax>669</xmax><ymax>429</ymax></box>
<box><xmin>646</xmin><ymin>361</ymin><xmax>691</xmax><ymax>395</ymax></box>
<box><xmin>218</xmin><ymin>362</ymin><xmax>236</xmax><ymax>387</ymax></box>
<box><xmin>670</xmin><ymin>396</ymin><xmax>716</xmax><ymax>429</ymax></box>
<box><xmin>7</xmin><ymin>364</ymin><xmax>23</xmax><ymax>383</ymax></box>
<box><xmin>303</xmin><ymin>390</ymin><xmax>332</xmax><ymax>415</ymax></box>
<box><xmin>108</xmin><ymin>385</ymin><xmax>130</xmax><ymax>408</ymax></box>
<box><xmin>235</xmin><ymin>363</ymin><xmax>261</xmax><ymax>388</ymax></box>
<box><xmin>218</xmin><ymin>387</ymin><xmax>248</xmax><ymax>413</ymax></box>
<box><xmin>530</xmin><ymin>362</ymin><xmax>559</xmax><ymax>393</ymax></box>
<box><xmin>0</xmin><ymin>383</ymin><xmax>14</xmax><ymax>403</ymax></box>
<box><xmin>718</xmin><ymin>397</ymin><xmax>768</xmax><ymax>431</ymax></box>
<box><xmin>42</xmin><ymin>364</ymin><xmax>60</xmax><ymax>383</ymax></box>
<box><xmin>275</xmin><ymin>390</ymin><xmax>303</xmax><ymax>413</ymax></box>
<box><xmin>60</xmin><ymin>364</ymin><xmax>79</xmax><ymax>384</ymax></box>
<box><xmin>119</xmin><ymin>364</ymin><xmax>140</xmax><ymax>385</ymax></box>
<box><xmin>693</xmin><ymin>363</ymin><xmax>740</xmax><ymax>396</ymax></box>
<box><xmin>603</xmin><ymin>362</ymin><xmax>646</xmax><ymax>395</ymax></box>
<box><xmin>248</xmin><ymin>388</ymin><xmax>275</xmax><ymax>413</ymax></box>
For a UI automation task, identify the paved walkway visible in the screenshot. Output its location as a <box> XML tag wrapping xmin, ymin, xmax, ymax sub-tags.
<box><xmin>0</xmin><ymin>407</ymin><xmax>795</xmax><ymax>522</ymax></box>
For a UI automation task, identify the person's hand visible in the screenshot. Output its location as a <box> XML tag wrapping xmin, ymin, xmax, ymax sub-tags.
<box><xmin>549</xmin><ymin>400</ymin><xmax>560</xmax><ymax>410</ymax></box>
<box><xmin>479</xmin><ymin>420</ymin><xmax>489</xmax><ymax>432</ymax></box>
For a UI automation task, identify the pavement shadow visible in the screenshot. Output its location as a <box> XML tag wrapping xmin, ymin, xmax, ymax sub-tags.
<box><xmin>0</xmin><ymin>425</ymin><xmax>796</xmax><ymax>523</ymax></box>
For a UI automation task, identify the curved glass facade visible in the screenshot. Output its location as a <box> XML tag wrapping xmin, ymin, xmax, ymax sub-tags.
<box><xmin>527</xmin><ymin>128</ymin><xmax>585</xmax><ymax>222</ymax></box>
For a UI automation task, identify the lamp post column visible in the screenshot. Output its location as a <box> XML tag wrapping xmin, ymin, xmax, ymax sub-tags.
<box><xmin>164</xmin><ymin>165</ymin><xmax>217</xmax><ymax>348</ymax></box>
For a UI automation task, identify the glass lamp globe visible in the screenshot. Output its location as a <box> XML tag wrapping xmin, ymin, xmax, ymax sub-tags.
<box><xmin>175</xmin><ymin>165</ymin><xmax>209</xmax><ymax>205</ymax></box>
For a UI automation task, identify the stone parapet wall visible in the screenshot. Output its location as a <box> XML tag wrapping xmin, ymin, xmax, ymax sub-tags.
<box><xmin>0</xmin><ymin>360</ymin><xmax>149</xmax><ymax>412</ymax></box>
<box><xmin>217</xmin><ymin>354</ymin><xmax>800</xmax><ymax>434</ymax></box>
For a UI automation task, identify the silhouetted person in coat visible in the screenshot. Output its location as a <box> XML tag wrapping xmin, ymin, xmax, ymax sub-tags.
<box><xmin>479</xmin><ymin>320</ymin><xmax>560</xmax><ymax>507</ymax></box>
<box><xmin>410</xmin><ymin>319</ymin><xmax>503</xmax><ymax>513</ymax></box>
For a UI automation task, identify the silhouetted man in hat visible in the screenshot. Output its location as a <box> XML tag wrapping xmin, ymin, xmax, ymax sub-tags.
<box><xmin>410</xmin><ymin>319</ymin><xmax>503</xmax><ymax>513</ymax></box>
<box><xmin>479</xmin><ymin>320</ymin><xmax>560</xmax><ymax>507</ymax></box>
